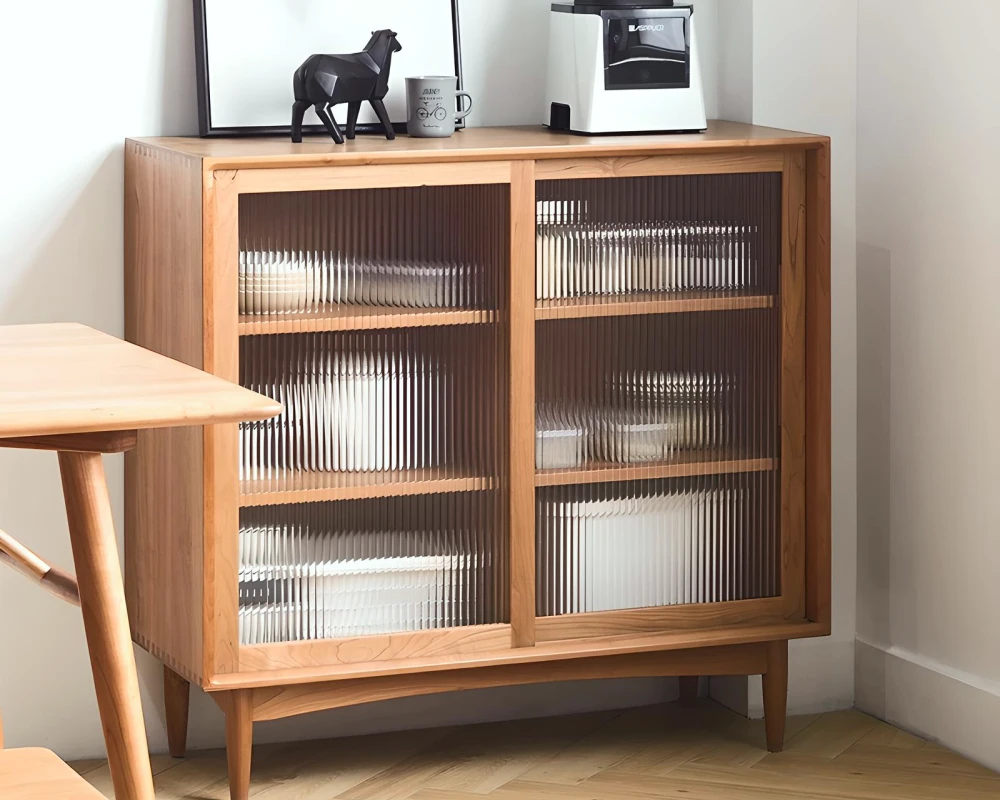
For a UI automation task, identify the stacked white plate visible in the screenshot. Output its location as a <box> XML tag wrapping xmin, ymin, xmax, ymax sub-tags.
<box><xmin>536</xmin><ymin>201</ymin><xmax>759</xmax><ymax>301</ymax></box>
<box><xmin>239</xmin><ymin>251</ymin><xmax>475</xmax><ymax>314</ymax></box>
<box><xmin>535</xmin><ymin>372</ymin><xmax>731</xmax><ymax>469</ymax></box>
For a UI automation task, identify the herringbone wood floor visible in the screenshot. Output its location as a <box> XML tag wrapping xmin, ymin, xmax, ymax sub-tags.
<box><xmin>72</xmin><ymin>702</ymin><xmax>1000</xmax><ymax>799</ymax></box>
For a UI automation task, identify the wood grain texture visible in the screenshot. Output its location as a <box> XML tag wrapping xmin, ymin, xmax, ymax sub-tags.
<box><xmin>0</xmin><ymin>431</ymin><xmax>137</xmax><ymax>454</ymax></box>
<box><xmin>536</xmin><ymin>457</ymin><xmax>777</xmax><ymax>488</ymax></box>
<box><xmin>0</xmin><ymin>527</ymin><xmax>80</xmax><ymax>606</ymax></box>
<box><xmin>77</xmin><ymin>707</ymin><xmax>999</xmax><ymax>800</ymax></box>
<box><xmin>229</xmin><ymin>161</ymin><xmax>512</xmax><ymax>194</ymax></box>
<box><xmin>779</xmin><ymin>152</ymin><xmax>808</xmax><ymax>619</ymax></box>
<box><xmin>763</xmin><ymin>639</ymin><xmax>789</xmax><ymax>753</ymax></box>
<box><xmin>223</xmin><ymin>691</ymin><xmax>253</xmax><ymax>800</ymax></box>
<box><xmin>59</xmin><ymin>451</ymin><xmax>155</xmax><ymax>800</ymax></box>
<box><xmin>203</xmin><ymin>172</ymin><xmax>243</xmax><ymax>680</ymax></box>
<box><xmin>805</xmin><ymin>141</ymin><xmax>832</xmax><ymax>627</ymax></box>
<box><xmin>208</xmin><ymin>621</ymin><xmax>826</xmax><ymax>690</ymax></box>
<box><xmin>124</xmin><ymin>141</ymin><xmax>212</xmax><ymax>686</ymax></box>
<box><xmin>120</xmin><ymin>131</ymin><xmax>832</xmax><ymax>757</ymax></box>
<box><xmin>535</xmin><ymin>293</ymin><xmax>775</xmax><ymax>321</ymax></box>
<box><xmin>240</xmin><ymin>625</ymin><xmax>513</xmax><ymax>672</ymax></box>
<box><xmin>239</xmin><ymin>471</ymin><xmax>492</xmax><ymax>507</ymax></box>
<box><xmin>0</xmin><ymin>324</ymin><xmax>278</xmax><ymax>438</ymax></box>
<box><xmin>509</xmin><ymin>159</ymin><xmax>537</xmax><ymax>649</ymax></box>
<box><xmin>239</xmin><ymin>308</ymin><xmax>494</xmax><ymax>336</ymax></box>
<box><xmin>250</xmin><ymin>646</ymin><xmax>766</xmax><ymax>722</ymax></box>
<box><xmin>164</xmin><ymin>666</ymin><xmax>191</xmax><ymax>759</ymax></box>
<box><xmin>128</xmin><ymin>122</ymin><xmax>828</xmax><ymax>171</ymax></box>
<box><xmin>535</xmin><ymin>598</ymin><xmax>787</xmax><ymax>642</ymax></box>
<box><xmin>534</xmin><ymin>152</ymin><xmax>784</xmax><ymax>180</ymax></box>
<box><xmin>0</xmin><ymin>748</ymin><xmax>105</xmax><ymax>799</ymax></box>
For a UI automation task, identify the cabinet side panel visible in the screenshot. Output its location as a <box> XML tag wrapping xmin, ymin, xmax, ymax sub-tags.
<box><xmin>779</xmin><ymin>151</ymin><xmax>808</xmax><ymax>620</ymax></box>
<box><xmin>124</xmin><ymin>141</ymin><xmax>206</xmax><ymax>684</ymax></box>
<box><xmin>806</xmin><ymin>142</ymin><xmax>832</xmax><ymax>627</ymax></box>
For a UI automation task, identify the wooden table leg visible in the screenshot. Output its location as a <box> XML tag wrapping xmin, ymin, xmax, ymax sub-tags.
<box><xmin>59</xmin><ymin>451</ymin><xmax>155</xmax><ymax>800</ymax></box>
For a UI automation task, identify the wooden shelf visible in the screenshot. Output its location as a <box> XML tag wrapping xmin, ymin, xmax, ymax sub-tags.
<box><xmin>240</xmin><ymin>469</ymin><xmax>493</xmax><ymax>507</ymax></box>
<box><xmin>535</xmin><ymin>292</ymin><xmax>775</xmax><ymax>321</ymax></box>
<box><xmin>239</xmin><ymin>307</ymin><xmax>495</xmax><ymax>335</ymax></box>
<box><xmin>535</xmin><ymin>455</ymin><xmax>777</xmax><ymax>487</ymax></box>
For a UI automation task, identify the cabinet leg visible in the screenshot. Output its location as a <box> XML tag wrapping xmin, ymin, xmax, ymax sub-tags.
<box><xmin>679</xmin><ymin>676</ymin><xmax>699</xmax><ymax>707</ymax></box>
<box><xmin>59</xmin><ymin>451</ymin><xmax>155</xmax><ymax>800</ymax></box>
<box><xmin>763</xmin><ymin>639</ymin><xmax>789</xmax><ymax>752</ymax></box>
<box><xmin>225</xmin><ymin>690</ymin><xmax>253</xmax><ymax>800</ymax></box>
<box><xmin>164</xmin><ymin>665</ymin><xmax>190</xmax><ymax>758</ymax></box>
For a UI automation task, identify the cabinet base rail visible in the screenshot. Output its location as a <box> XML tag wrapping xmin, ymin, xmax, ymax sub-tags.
<box><xmin>163</xmin><ymin>640</ymin><xmax>790</xmax><ymax>800</ymax></box>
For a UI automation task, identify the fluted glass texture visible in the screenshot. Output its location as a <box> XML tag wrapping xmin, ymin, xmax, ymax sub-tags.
<box><xmin>536</xmin><ymin>173</ymin><xmax>780</xmax><ymax>307</ymax></box>
<box><xmin>537</xmin><ymin>474</ymin><xmax>779</xmax><ymax>616</ymax></box>
<box><xmin>234</xmin><ymin>182</ymin><xmax>509</xmax><ymax>643</ymax></box>
<box><xmin>535</xmin><ymin>172</ymin><xmax>782</xmax><ymax>614</ymax></box>
<box><xmin>239</xmin><ymin>186</ymin><xmax>503</xmax><ymax>315</ymax></box>
<box><xmin>240</xmin><ymin>495</ymin><xmax>507</xmax><ymax>645</ymax></box>
<box><xmin>240</xmin><ymin>326</ymin><xmax>504</xmax><ymax>495</ymax></box>
<box><xmin>536</xmin><ymin>311</ymin><xmax>779</xmax><ymax>471</ymax></box>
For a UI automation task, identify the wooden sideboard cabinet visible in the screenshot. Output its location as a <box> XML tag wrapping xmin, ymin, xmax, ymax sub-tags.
<box><xmin>124</xmin><ymin>122</ymin><xmax>831</xmax><ymax>800</ymax></box>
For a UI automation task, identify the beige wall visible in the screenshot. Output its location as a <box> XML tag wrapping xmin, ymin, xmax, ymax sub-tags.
<box><xmin>855</xmin><ymin>0</ymin><xmax>1000</xmax><ymax>770</ymax></box>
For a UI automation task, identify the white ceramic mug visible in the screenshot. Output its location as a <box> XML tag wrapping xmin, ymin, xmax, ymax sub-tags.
<box><xmin>405</xmin><ymin>76</ymin><xmax>472</xmax><ymax>138</ymax></box>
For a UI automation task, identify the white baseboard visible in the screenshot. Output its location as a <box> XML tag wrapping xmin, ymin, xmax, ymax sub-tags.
<box><xmin>855</xmin><ymin>638</ymin><xmax>1000</xmax><ymax>772</ymax></box>
<box><xmin>711</xmin><ymin>638</ymin><xmax>856</xmax><ymax>719</ymax></box>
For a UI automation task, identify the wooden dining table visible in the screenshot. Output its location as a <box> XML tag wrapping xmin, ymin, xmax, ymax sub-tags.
<box><xmin>0</xmin><ymin>323</ymin><xmax>280</xmax><ymax>800</ymax></box>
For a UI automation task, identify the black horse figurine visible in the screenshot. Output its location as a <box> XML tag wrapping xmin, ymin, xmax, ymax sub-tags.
<box><xmin>291</xmin><ymin>30</ymin><xmax>402</xmax><ymax>144</ymax></box>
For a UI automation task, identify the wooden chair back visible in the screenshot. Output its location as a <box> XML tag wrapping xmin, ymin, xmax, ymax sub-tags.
<box><xmin>0</xmin><ymin>527</ymin><xmax>80</xmax><ymax>751</ymax></box>
<box><xmin>0</xmin><ymin>528</ymin><xmax>79</xmax><ymax>606</ymax></box>
<box><xmin>0</xmin><ymin>534</ymin><xmax>105</xmax><ymax>797</ymax></box>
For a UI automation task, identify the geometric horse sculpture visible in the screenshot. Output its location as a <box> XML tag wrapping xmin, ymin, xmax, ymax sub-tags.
<box><xmin>291</xmin><ymin>30</ymin><xmax>403</xmax><ymax>144</ymax></box>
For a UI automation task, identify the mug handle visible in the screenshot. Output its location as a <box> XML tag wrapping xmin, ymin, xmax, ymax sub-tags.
<box><xmin>455</xmin><ymin>91</ymin><xmax>473</xmax><ymax>122</ymax></box>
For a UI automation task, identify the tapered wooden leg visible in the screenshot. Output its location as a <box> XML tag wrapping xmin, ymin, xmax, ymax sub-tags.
<box><xmin>225</xmin><ymin>690</ymin><xmax>253</xmax><ymax>800</ymax></box>
<box><xmin>59</xmin><ymin>451</ymin><xmax>155</xmax><ymax>800</ymax></box>
<box><xmin>763</xmin><ymin>639</ymin><xmax>789</xmax><ymax>752</ymax></box>
<box><xmin>164</xmin><ymin>665</ymin><xmax>190</xmax><ymax>758</ymax></box>
<box><xmin>679</xmin><ymin>676</ymin><xmax>699</xmax><ymax>707</ymax></box>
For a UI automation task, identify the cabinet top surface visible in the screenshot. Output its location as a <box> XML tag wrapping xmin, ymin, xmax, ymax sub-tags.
<box><xmin>0</xmin><ymin>324</ymin><xmax>281</xmax><ymax>438</ymax></box>
<box><xmin>130</xmin><ymin>122</ymin><xmax>827</xmax><ymax>170</ymax></box>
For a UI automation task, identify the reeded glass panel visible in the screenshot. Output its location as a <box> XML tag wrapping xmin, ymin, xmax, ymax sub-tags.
<box><xmin>240</xmin><ymin>186</ymin><xmax>503</xmax><ymax>316</ymax></box>
<box><xmin>537</xmin><ymin>473</ymin><xmax>779</xmax><ymax>616</ymax></box>
<box><xmin>240</xmin><ymin>328</ymin><xmax>503</xmax><ymax>488</ymax></box>
<box><xmin>236</xmin><ymin>184</ymin><xmax>509</xmax><ymax>643</ymax></box>
<box><xmin>536</xmin><ymin>173</ymin><xmax>780</xmax><ymax>309</ymax></box>
<box><xmin>240</xmin><ymin>495</ymin><xmax>507</xmax><ymax>645</ymax></box>
<box><xmin>535</xmin><ymin>172</ymin><xmax>782</xmax><ymax>614</ymax></box>
<box><xmin>536</xmin><ymin>311</ymin><xmax>779</xmax><ymax>472</ymax></box>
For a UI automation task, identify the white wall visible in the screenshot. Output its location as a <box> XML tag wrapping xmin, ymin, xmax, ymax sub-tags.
<box><xmin>855</xmin><ymin>0</ymin><xmax>1000</xmax><ymax>770</ymax></box>
<box><xmin>711</xmin><ymin>0</ymin><xmax>859</xmax><ymax>719</ymax></box>
<box><xmin>0</xmin><ymin>0</ymin><xmax>723</xmax><ymax>760</ymax></box>
<box><xmin>749</xmin><ymin>0</ymin><xmax>859</xmax><ymax>717</ymax></box>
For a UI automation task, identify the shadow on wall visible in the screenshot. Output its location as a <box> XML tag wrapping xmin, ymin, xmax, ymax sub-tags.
<box><xmin>855</xmin><ymin>240</ymin><xmax>891</xmax><ymax>716</ymax></box>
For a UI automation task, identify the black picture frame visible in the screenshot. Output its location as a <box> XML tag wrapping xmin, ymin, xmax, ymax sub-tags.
<box><xmin>193</xmin><ymin>0</ymin><xmax>465</xmax><ymax>138</ymax></box>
